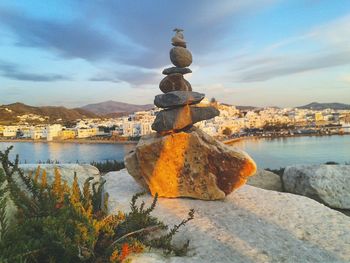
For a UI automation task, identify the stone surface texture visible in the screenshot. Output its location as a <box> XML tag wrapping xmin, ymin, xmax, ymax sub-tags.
<box><xmin>19</xmin><ymin>164</ymin><xmax>101</xmax><ymax>187</ymax></box>
<box><xmin>151</xmin><ymin>106</ymin><xmax>220</xmax><ymax>133</ymax></box>
<box><xmin>171</xmin><ymin>36</ymin><xmax>186</xmax><ymax>48</ymax></box>
<box><xmin>170</xmin><ymin>47</ymin><xmax>193</xmax><ymax>67</ymax></box>
<box><xmin>125</xmin><ymin>127</ymin><xmax>256</xmax><ymax>200</ymax></box>
<box><xmin>247</xmin><ymin>169</ymin><xmax>283</xmax><ymax>191</ymax></box>
<box><xmin>162</xmin><ymin>67</ymin><xmax>192</xmax><ymax>75</ymax></box>
<box><xmin>283</xmin><ymin>165</ymin><xmax>350</xmax><ymax>209</ymax></box>
<box><xmin>104</xmin><ymin>169</ymin><xmax>350</xmax><ymax>263</ymax></box>
<box><xmin>159</xmin><ymin>73</ymin><xmax>192</xmax><ymax>93</ymax></box>
<box><xmin>154</xmin><ymin>91</ymin><xmax>204</xmax><ymax>109</ymax></box>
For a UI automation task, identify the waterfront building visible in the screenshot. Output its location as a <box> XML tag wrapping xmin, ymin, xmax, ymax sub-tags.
<box><xmin>122</xmin><ymin>121</ymin><xmax>135</xmax><ymax>137</ymax></box>
<box><xmin>341</xmin><ymin>122</ymin><xmax>350</xmax><ymax>133</ymax></box>
<box><xmin>45</xmin><ymin>124</ymin><xmax>63</xmax><ymax>141</ymax></box>
<box><xmin>77</xmin><ymin>127</ymin><xmax>99</xmax><ymax>138</ymax></box>
<box><xmin>30</xmin><ymin>126</ymin><xmax>46</xmax><ymax>140</ymax></box>
<box><xmin>58</xmin><ymin>129</ymin><xmax>76</xmax><ymax>140</ymax></box>
<box><xmin>19</xmin><ymin>126</ymin><xmax>32</xmax><ymax>138</ymax></box>
<box><xmin>3</xmin><ymin>126</ymin><xmax>19</xmax><ymax>137</ymax></box>
<box><xmin>140</xmin><ymin>122</ymin><xmax>153</xmax><ymax>136</ymax></box>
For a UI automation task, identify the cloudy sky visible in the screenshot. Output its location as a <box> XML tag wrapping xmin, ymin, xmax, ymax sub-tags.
<box><xmin>1</xmin><ymin>0</ymin><xmax>350</xmax><ymax>108</ymax></box>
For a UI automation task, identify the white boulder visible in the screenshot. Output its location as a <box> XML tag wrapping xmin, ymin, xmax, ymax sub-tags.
<box><xmin>19</xmin><ymin>163</ymin><xmax>101</xmax><ymax>187</ymax></box>
<box><xmin>283</xmin><ymin>165</ymin><xmax>350</xmax><ymax>209</ymax></box>
<box><xmin>104</xmin><ymin>169</ymin><xmax>350</xmax><ymax>263</ymax></box>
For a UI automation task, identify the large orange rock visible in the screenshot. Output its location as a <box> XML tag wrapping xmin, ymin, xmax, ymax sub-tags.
<box><xmin>124</xmin><ymin>127</ymin><xmax>256</xmax><ymax>200</ymax></box>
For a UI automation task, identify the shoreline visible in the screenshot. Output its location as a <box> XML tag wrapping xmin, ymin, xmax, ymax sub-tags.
<box><xmin>0</xmin><ymin>139</ymin><xmax>138</xmax><ymax>144</ymax></box>
<box><xmin>1</xmin><ymin>132</ymin><xmax>349</xmax><ymax>145</ymax></box>
<box><xmin>222</xmin><ymin>132</ymin><xmax>350</xmax><ymax>144</ymax></box>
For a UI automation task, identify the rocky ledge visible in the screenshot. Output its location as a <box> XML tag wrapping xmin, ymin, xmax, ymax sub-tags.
<box><xmin>104</xmin><ymin>170</ymin><xmax>350</xmax><ymax>263</ymax></box>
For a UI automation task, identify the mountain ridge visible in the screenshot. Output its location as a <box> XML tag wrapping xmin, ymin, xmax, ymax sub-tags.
<box><xmin>297</xmin><ymin>102</ymin><xmax>350</xmax><ymax>110</ymax></box>
<box><xmin>80</xmin><ymin>100</ymin><xmax>154</xmax><ymax>115</ymax></box>
<box><xmin>0</xmin><ymin>102</ymin><xmax>98</xmax><ymax>125</ymax></box>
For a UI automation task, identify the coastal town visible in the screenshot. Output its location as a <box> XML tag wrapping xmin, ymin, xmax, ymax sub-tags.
<box><xmin>1</xmin><ymin>98</ymin><xmax>350</xmax><ymax>142</ymax></box>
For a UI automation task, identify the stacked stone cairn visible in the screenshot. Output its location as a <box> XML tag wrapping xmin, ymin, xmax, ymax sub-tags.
<box><xmin>125</xmin><ymin>29</ymin><xmax>257</xmax><ymax>200</ymax></box>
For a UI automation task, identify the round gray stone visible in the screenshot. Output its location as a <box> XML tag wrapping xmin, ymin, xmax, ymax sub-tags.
<box><xmin>159</xmin><ymin>73</ymin><xmax>192</xmax><ymax>93</ymax></box>
<box><xmin>170</xmin><ymin>47</ymin><xmax>192</xmax><ymax>67</ymax></box>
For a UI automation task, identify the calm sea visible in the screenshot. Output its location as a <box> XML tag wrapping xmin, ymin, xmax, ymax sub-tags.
<box><xmin>0</xmin><ymin>135</ymin><xmax>349</xmax><ymax>169</ymax></box>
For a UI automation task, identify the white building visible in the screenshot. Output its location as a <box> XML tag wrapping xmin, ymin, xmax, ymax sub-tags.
<box><xmin>45</xmin><ymin>124</ymin><xmax>63</xmax><ymax>141</ymax></box>
<box><xmin>18</xmin><ymin>126</ymin><xmax>32</xmax><ymax>138</ymax></box>
<box><xmin>140</xmin><ymin>122</ymin><xmax>153</xmax><ymax>135</ymax></box>
<box><xmin>122</xmin><ymin>121</ymin><xmax>140</xmax><ymax>137</ymax></box>
<box><xmin>3</xmin><ymin>126</ymin><xmax>19</xmax><ymax>137</ymax></box>
<box><xmin>30</xmin><ymin>126</ymin><xmax>46</xmax><ymax>140</ymax></box>
<box><xmin>77</xmin><ymin>127</ymin><xmax>99</xmax><ymax>138</ymax></box>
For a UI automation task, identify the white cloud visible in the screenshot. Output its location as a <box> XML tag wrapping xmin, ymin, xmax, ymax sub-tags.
<box><xmin>231</xmin><ymin>13</ymin><xmax>350</xmax><ymax>82</ymax></box>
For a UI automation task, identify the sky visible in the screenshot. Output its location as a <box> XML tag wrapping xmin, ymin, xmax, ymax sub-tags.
<box><xmin>0</xmin><ymin>0</ymin><xmax>350</xmax><ymax>108</ymax></box>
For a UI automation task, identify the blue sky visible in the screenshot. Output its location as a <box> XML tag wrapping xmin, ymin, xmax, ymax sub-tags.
<box><xmin>0</xmin><ymin>0</ymin><xmax>350</xmax><ymax>107</ymax></box>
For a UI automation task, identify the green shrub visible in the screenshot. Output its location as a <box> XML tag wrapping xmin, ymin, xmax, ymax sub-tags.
<box><xmin>0</xmin><ymin>146</ymin><xmax>194</xmax><ymax>263</ymax></box>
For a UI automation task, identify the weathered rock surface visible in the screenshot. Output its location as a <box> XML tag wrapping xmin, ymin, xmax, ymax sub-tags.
<box><xmin>283</xmin><ymin>165</ymin><xmax>350</xmax><ymax>209</ymax></box>
<box><xmin>162</xmin><ymin>67</ymin><xmax>192</xmax><ymax>75</ymax></box>
<box><xmin>124</xmin><ymin>127</ymin><xmax>256</xmax><ymax>200</ymax></box>
<box><xmin>152</xmin><ymin>106</ymin><xmax>219</xmax><ymax>133</ymax></box>
<box><xmin>159</xmin><ymin>73</ymin><xmax>192</xmax><ymax>93</ymax></box>
<box><xmin>154</xmin><ymin>91</ymin><xmax>204</xmax><ymax>109</ymax></box>
<box><xmin>19</xmin><ymin>164</ymin><xmax>101</xmax><ymax>187</ymax></box>
<box><xmin>247</xmin><ymin>169</ymin><xmax>283</xmax><ymax>191</ymax></box>
<box><xmin>170</xmin><ymin>47</ymin><xmax>192</xmax><ymax>68</ymax></box>
<box><xmin>104</xmin><ymin>170</ymin><xmax>350</xmax><ymax>263</ymax></box>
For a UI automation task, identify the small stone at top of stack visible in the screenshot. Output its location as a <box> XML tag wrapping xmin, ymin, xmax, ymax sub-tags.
<box><xmin>152</xmin><ymin>29</ymin><xmax>219</xmax><ymax>134</ymax></box>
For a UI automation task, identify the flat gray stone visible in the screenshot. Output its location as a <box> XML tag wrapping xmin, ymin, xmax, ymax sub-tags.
<box><xmin>247</xmin><ymin>169</ymin><xmax>283</xmax><ymax>191</ymax></box>
<box><xmin>162</xmin><ymin>67</ymin><xmax>192</xmax><ymax>75</ymax></box>
<box><xmin>104</xmin><ymin>169</ymin><xmax>350</xmax><ymax>263</ymax></box>
<box><xmin>283</xmin><ymin>165</ymin><xmax>350</xmax><ymax>209</ymax></box>
<box><xmin>154</xmin><ymin>91</ymin><xmax>205</xmax><ymax>108</ymax></box>
<box><xmin>170</xmin><ymin>47</ymin><xmax>192</xmax><ymax>68</ymax></box>
<box><xmin>159</xmin><ymin>73</ymin><xmax>192</xmax><ymax>93</ymax></box>
<box><xmin>151</xmin><ymin>106</ymin><xmax>219</xmax><ymax>133</ymax></box>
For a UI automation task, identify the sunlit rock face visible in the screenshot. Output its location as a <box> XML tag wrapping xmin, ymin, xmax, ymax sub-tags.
<box><xmin>125</xmin><ymin>29</ymin><xmax>257</xmax><ymax>200</ymax></box>
<box><xmin>125</xmin><ymin>127</ymin><xmax>256</xmax><ymax>200</ymax></box>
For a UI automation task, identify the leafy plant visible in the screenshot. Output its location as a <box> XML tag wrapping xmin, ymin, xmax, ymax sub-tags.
<box><xmin>0</xmin><ymin>146</ymin><xmax>194</xmax><ymax>262</ymax></box>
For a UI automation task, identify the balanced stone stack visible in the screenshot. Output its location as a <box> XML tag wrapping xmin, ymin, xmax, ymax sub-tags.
<box><xmin>125</xmin><ymin>29</ymin><xmax>257</xmax><ymax>200</ymax></box>
<box><xmin>152</xmin><ymin>28</ymin><xmax>219</xmax><ymax>133</ymax></box>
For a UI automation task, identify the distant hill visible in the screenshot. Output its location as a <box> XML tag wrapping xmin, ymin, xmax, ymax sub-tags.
<box><xmin>0</xmin><ymin>102</ymin><xmax>97</xmax><ymax>125</ymax></box>
<box><xmin>235</xmin><ymin>105</ymin><xmax>260</xmax><ymax>111</ymax></box>
<box><xmin>297</xmin><ymin>102</ymin><xmax>350</xmax><ymax>110</ymax></box>
<box><xmin>80</xmin><ymin>100</ymin><xmax>154</xmax><ymax>115</ymax></box>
